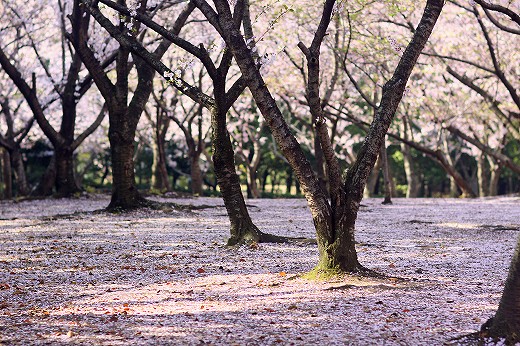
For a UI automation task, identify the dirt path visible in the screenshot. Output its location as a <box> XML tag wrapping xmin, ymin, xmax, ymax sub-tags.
<box><xmin>1</xmin><ymin>195</ymin><xmax>519</xmax><ymax>345</ymax></box>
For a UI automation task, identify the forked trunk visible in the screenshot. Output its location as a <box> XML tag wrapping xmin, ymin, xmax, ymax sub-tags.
<box><xmin>313</xmin><ymin>203</ymin><xmax>360</xmax><ymax>274</ymax></box>
<box><xmin>203</xmin><ymin>0</ymin><xmax>444</xmax><ymax>273</ymax></box>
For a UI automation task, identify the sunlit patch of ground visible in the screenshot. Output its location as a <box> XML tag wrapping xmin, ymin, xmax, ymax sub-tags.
<box><xmin>0</xmin><ymin>195</ymin><xmax>519</xmax><ymax>345</ymax></box>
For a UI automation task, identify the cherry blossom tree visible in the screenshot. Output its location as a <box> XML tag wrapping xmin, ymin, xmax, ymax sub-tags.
<box><xmin>191</xmin><ymin>0</ymin><xmax>444</xmax><ymax>273</ymax></box>
<box><xmin>0</xmin><ymin>0</ymin><xmax>107</xmax><ymax>197</ymax></box>
<box><xmin>0</xmin><ymin>99</ymin><xmax>33</xmax><ymax>197</ymax></box>
<box><xmin>69</xmin><ymin>0</ymin><xmax>195</xmax><ymax>209</ymax></box>
<box><xmin>78</xmin><ymin>0</ymin><xmax>309</xmax><ymax>244</ymax></box>
<box><xmin>144</xmin><ymin>83</ymin><xmax>175</xmax><ymax>193</ymax></box>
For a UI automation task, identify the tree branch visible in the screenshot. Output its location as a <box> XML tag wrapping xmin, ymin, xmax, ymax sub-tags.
<box><xmin>473</xmin><ymin>0</ymin><xmax>520</xmax><ymax>26</ymax></box>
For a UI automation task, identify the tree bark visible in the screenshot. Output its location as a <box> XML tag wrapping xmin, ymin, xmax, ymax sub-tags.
<box><xmin>195</xmin><ymin>0</ymin><xmax>444</xmax><ymax>272</ymax></box>
<box><xmin>400</xmin><ymin>116</ymin><xmax>420</xmax><ymax>197</ymax></box>
<box><xmin>33</xmin><ymin>155</ymin><xmax>57</xmax><ymax>197</ymax></box>
<box><xmin>55</xmin><ymin>146</ymin><xmax>81</xmax><ymax>197</ymax></box>
<box><xmin>2</xmin><ymin>149</ymin><xmax>12</xmax><ymax>199</ymax></box>
<box><xmin>250</xmin><ymin>135</ymin><xmax>263</xmax><ymax>198</ymax></box>
<box><xmin>477</xmin><ymin>153</ymin><xmax>489</xmax><ymax>197</ymax></box>
<box><xmin>481</xmin><ymin>234</ymin><xmax>520</xmax><ymax>343</ymax></box>
<box><xmin>150</xmin><ymin>116</ymin><xmax>171</xmax><ymax>192</ymax></box>
<box><xmin>380</xmin><ymin>140</ymin><xmax>393</xmax><ymax>204</ymax></box>
<box><xmin>488</xmin><ymin>157</ymin><xmax>502</xmax><ymax>196</ymax></box>
<box><xmin>107</xmin><ymin>123</ymin><xmax>144</xmax><ymax>210</ymax></box>
<box><xmin>10</xmin><ymin>148</ymin><xmax>29</xmax><ymax>196</ymax></box>
<box><xmin>150</xmin><ymin>141</ymin><xmax>161</xmax><ymax>190</ymax></box>
<box><xmin>364</xmin><ymin>158</ymin><xmax>381</xmax><ymax>198</ymax></box>
<box><xmin>246</xmin><ymin>165</ymin><xmax>260</xmax><ymax>198</ymax></box>
<box><xmin>190</xmin><ymin>152</ymin><xmax>203</xmax><ymax>196</ymax></box>
<box><xmin>211</xmin><ymin>107</ymin><xmax>263</xmax><ymax>245</ymax></box>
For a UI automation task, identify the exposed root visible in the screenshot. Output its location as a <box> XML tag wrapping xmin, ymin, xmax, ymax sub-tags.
<box><xmin>104</xmin><ymin>197</ymin><xmax>204</xmax><ymax>213</ymax></box>
<box><xmin>227</xmin><ymin>225</ymin><xmax>316</xmax><ymax>246</ymax></box>
<box><xmin>352</xmin><ymin>264</ymin><xmax>404</xmax><ymax>281</ymax></box>
<box><xmin>445</xmin><ymin>331</ymin><xmax>496</xmax><ymax>345</ymax></box>
<box><xmin>258</xmin><ymin>232</ymin><xmax>316</xmax><ymax>245</ymax></box>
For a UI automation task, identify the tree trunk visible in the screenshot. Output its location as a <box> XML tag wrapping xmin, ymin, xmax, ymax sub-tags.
<box><xmin>10</xmin><ymin>148</ymin><xmax>29</xmax><ymax>196</ymax></box>
<box><xmin>448</xmin><ymin>176</ymin><xmax>459</xmax><ymax>197</ymax></box>
<box><xmin>286</xmin><ymin>167</ymin><xmax>293</xmax><ymax>196</ymax></box>
<box><xmin>190</xmin><ymin>152</ymin><xmax>203</xmax><ymax>196</ymax></box>
<box><xmin>201</xmin><ymin>0</ymin><xmax>444</xmax><ymax>273</ymax></box>
<box><xmin>488</xmin><ymin>158</ymin><xmax>502</xmax><ymax>196</ymax></box>
<box><xmin>482</xmin><ymin>234</ymin><xmax>520</xmax><ymax>343</ymax></box>
<box><xmin>400</xmin><ymin>117</ymin><xmax>420</xmax><ymax>197</ymax></box>
<box><xmin>246</xmin><ymin>138</ymin><xmax>262</xmax><ymax>198</ymax></box>
<box><xmin>107</xmin><ymin>108</ymin><xmax>144</xmax><ymax>210</ymax></box>
<box><xmin>2</xmin><ymin>149</ymin><xmax>12</xmax><ymax>199</ymax></box>
<box><xmin>427</xmin><ymin>148</ymin><xmax>476</xmax><ymax>198</ymax></box>
<box><xmin>246</xmin><ymin>165</ymin><xmax>260</xmax><ymax>198</ymax></box>
<box><xmin>158</xmin><ymin>134</ymin><xmax>171</xmax><ymax>192</ymax></box>
<box><xmin>443</xmin><ymin>136</ymin><xmax>461</xmax><ymax>197</ymax></box>
<box><xmin>55</xmin><ymin>147</ymin><xmax>81</xmax><ymax>197</ymax></box>
<box><xmin>261</xmin><ymin>169</ymin><xmax>269</xmax><ymax>193</ymax></box>
<box><xmin>33</xmin><ymin>155</ymin><xmax>56</xmax><ymax>197</ymax></box>
<box><xmin>210</xmin><ymin>107</ymin><xmax>262</xmax><ymax>245</ymax></box>
<box><xmin>151</xmin><ymin>119</ymin><xmax>171</xmax><ymax>192</ymax></box>
<box><xmin>151</xmin><ymin>140</ymin><xmax>160</xmax><ymax>190</ymax></box>
<box><xmin>314</xmin><ymin>130</ymin><xmax>328</xmax><ymax>195</ymax></box>
<box><xmin>380</xmin><ymin>140</ymin><xmax>393</xmax><ymax>204</ymax></box>
<box><xmin>312</xmin><ymin>200</ymin><xmax>361</xmax><ymax>273</ymax></box>
<box><xmin>364</xmin><ymin>158</ymin><xmax>381</xmax><ymax>198</ymax></box>
<box><xmin>478</xmin><ymin>153</ymin><xmax>489</xmax><ymax>197</ymax></box>
<box><xmin>152</xmin><ymin>144</ymin><xmax>171</xmax><ymax>192</ymax></box>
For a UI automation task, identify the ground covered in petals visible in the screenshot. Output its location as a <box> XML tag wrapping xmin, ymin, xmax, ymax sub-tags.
<box><xmin>1</xmin><ymin>195</ymin><xmax>519</xmax><ymax>345</ymax></box>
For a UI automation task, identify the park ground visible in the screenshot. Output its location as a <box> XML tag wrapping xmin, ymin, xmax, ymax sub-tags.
<box><xmin>0</xmin><ymin>195</ymin><xmax>519</xmax><ymax>345</ymax></box>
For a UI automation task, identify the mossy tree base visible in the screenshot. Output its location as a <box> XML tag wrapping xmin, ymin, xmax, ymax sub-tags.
<box><xmin>303</xmin><ymin>262</ymin><xmax>382</xmax><ymax>281</ymax></box>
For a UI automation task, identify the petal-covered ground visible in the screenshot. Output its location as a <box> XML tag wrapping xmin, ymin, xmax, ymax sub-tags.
<box><xmin>0</xmin><ymin>195</ymin><xmax>519</xmax><ymax>345</ymax></box>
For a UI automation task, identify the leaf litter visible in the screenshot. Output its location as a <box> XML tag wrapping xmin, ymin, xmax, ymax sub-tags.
<box><xmin>0</xmin><ymin>194</ymin><xmax>519</xmax><ymax>345</ymax></box>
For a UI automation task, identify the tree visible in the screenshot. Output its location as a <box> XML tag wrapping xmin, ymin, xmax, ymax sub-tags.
<box><xmin>0</xmin><ymin>0</ymin><xmax>106</xmax><ymax>197</ymax></box>
<box><xmin>69</xmin><ymin>0</ymin><xmax>195</xmax><ymax>209</ymax></box>
<box><xmin>404</xmin><ymin>0</ymin><xmax>520</xmax><ymax>197</ymax></box>
<box><xmin>192</xmin><ymin>0</ymin><xmax>444</xmax><ymax>273</ymax></box>
<box><xmin>80</xmin><ymin>0</ymin><xmax>309</xmax><ymax>244</ymax></box>
<box><xmin>230</xmin><ymin>100</ymin><xmax>267</xmax><ymax>198</ymax></box>
<box><xmin>0</xmin><ymin>93</ymin><xmax>33</xmax><ymax>196</ymax></box>
<box><xmin>154</xmin><ymin>76</ymin><xmax>208</xmax><ymax>196</ymax></box>
<box><xmin>144</xmin><ymin>86</ymin><xmax>174</xmax><ymax>192</ymax></box>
